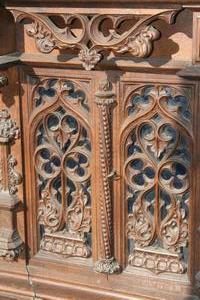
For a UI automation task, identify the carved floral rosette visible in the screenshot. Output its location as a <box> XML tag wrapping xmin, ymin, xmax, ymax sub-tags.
<box><xmin>12</xmin><ymin>9</ymin><xmax>181</xmax><ymax>70</ymax></box>
<box><xmin>124</xmin><ymin>85</ymin><xmax>192</xmax><ymax>274</ymax></box>
<box><xmin>31</xmin><ymin>78</ymin><xmax>92</xmax><ymax>258</ymax></box>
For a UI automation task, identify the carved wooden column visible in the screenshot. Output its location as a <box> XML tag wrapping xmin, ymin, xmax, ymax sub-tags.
<box><xmin>0</xmin><ymin>75</ymin><xmax>23</xmax><ymax>261</ymax></box>
<box><xmin>94</xmin><ymin>78</ymin><xmax>120</xmax><ymax>274</ymax></box>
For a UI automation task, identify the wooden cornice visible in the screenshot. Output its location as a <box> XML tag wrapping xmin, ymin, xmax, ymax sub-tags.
<box><xmin>2</xmin><ymin>0</ymin><xmax>200</xmax><ymax>4</ymax></box>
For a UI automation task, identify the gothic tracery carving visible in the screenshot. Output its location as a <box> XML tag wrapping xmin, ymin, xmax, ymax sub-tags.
<box><xmin>32</xmin><ymin>78</ymin><xmax>92</xmax><ymax>258</ymax></box>
<box><xmin>124</xmin><ymin>85</ymin><xmax>192</xmax><ymax>274</ymax></box>
<box><xmin>12</xmin><ymin>9</ymin><xmax>181</xmax><ymax>70</ymax></box>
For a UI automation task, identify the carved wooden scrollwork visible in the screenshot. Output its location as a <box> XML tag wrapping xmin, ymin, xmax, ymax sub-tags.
<box><xmin>94</xmin><ymin>79</ymin><xmax>120</xmax><ymax>274</ymax></box>
<box><xmin>12</xmin><ymin>9</ymin><xmax>181</xmax><ymax>70</ymax></box>
<box><xmin>124</xmin><ymin>85</ymin><xmax>192</xmax><ymax>274</ymax></box>
<box><xmin>0</xmin><ymin>82</ymin><xmax>23</xmax><ymax>261</ymax></box>
<box><xmin>31</xmin><ymin>78</ymin><xmax>92</xmax><ymax>258</ymax></box>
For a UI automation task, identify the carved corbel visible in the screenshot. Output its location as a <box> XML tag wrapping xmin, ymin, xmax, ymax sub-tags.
<box><xmin>11</xmin><ymin>9</ymin><xmax>182</xmax><ymax>70</ymax></box>
<box><xmin>0</xmin><ymin>76</ymin><xmax>23</xmax><ymax>261</ymax></box>
<box><xmin>94</xmin><ymin>78</ymin><xmax>120</xmax><ymax>274</ymax></box>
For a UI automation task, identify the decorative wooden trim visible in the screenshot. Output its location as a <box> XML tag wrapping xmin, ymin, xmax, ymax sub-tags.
<box><xmin>0</xmin><ymin>77</ymin><xmax>23</xmax><ymax>261</ymax></box>
<box><xmin>193</xmin><ymin>12</ymin><xmax>200</xmax><ymax>65</ymax></box>
<box><xmin>94</xmin><ymin>78</ymin><xmax>120</xmax><ymax>274</ymax></box>
<box><xmin>128</xmin><ymin>248</ymin><xmax>185</xmax><ymax>274</ymax></box>
<box><xmin>11</xmin><ymin>9</ymin><xmax>181</xmax><ymax>70</ymax></box>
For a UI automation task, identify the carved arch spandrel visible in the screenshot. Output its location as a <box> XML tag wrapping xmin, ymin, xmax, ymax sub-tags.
<box><xmin>11</xmin><ymin>8</ymin><xmax>181</xmax><ymax>70</ymax></box>
<box><xmin>120</xmin><ymin>83</ymin><xmax>193</xmax><ymax>275</ymax></box>
<box><xmin>27</xmin><ymin>77</ymin><xmax>93</xmax><ymax>259</ymax></box>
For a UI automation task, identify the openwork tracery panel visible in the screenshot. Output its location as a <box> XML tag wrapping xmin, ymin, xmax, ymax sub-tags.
<box><xmin>31</xmin><ymin>78</ymin><xmax>92</xmax><ymax>258</ymax></box>
<box><xmin>124</xmin><ymin>85</ymin><xmax>192</xmax><ymax>274</ymax></box>
<box><xmin>13</xmin><ymin>9</ymin><xmax>181</xmax><ymax>70</ymax></box>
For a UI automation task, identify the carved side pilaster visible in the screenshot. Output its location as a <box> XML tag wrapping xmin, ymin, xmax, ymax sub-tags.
<box><xmin>0</xmin><ymin>75</ymin><xmax>23</xmax><ymax>261</ymax></box>
<box><xmin>94</xmin><ymin>79</ymin><xmax>120</xmax><ymax>274</ymax></box>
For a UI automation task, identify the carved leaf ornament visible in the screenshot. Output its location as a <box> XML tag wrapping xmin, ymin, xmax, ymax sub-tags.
<box><xmin>12</xmin><ymin>9</ymin><xmax>181</xmax><ymax>70</ymax></box>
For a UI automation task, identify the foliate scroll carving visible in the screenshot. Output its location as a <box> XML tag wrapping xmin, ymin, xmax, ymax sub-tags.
<box><xmin>0</xmin><ymin>109</ymin><xmax>20</xmax><ymax>143</ymax></box>
<box><xmin>124</xmin><ymin>85</ymin><xmax>192</xmax><ymax>274</ymax></box>
<box><xmin>32</xmin><ymin>79</ymin><xmax>92</xmax><ymax>258</ymax></box>
<box><xmin>12</xmin><ymin>9</ymin><xmax>180</xmax><ymax>70</ymax></box>
<box><xmin>0</xmin><ymin>107</ymin><xmax>23</xmax><ymax>261</ymax></box>
<box><xmin>94</xmin><ymin>79</ymin><xmax>120</xmax><ymax>274</ymax></box>
<box><xmin>8</xmin><ymin>155</ymin><xmax>22</xmax><ymax>196</ymax></box>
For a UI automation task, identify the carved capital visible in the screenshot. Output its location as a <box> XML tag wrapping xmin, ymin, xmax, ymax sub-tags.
<box><xmin>12</xmin><ymin>9</ymin><xmax>181</xmax><ymax>70</ymax></box>
<box><xmin>95</xmin><ymin>79</ymin><xmax>116</xmax><ymax>105</ymax></box>
<box><xmin>0</xmin><ymin>109</ymin><xmax>20</xmax><ymax>143</ymax></box>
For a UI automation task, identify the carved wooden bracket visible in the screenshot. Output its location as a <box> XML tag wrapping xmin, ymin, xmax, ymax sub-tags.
<box><xmin>11</xmin><ymin>9</ymin><xmax>181</xmax><ymax>70</ymax></box>
<box><xmin>0</xmin><ymin>79</ymin><xmax>23</xmax><ymax>261</ymax></box>
<box><xmin>94</xmin><ymin>78</ymin><xmax>120</xmax><ymax>274</ymax></box>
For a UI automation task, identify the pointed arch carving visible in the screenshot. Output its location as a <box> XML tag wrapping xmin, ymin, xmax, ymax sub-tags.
<box><xmin>29</xmin><ymin>78</ymin><xmax>92</xmax><ymax>258</ymax></box>
<box><xmin>121</xmin><ymin>84</ymin><xmax>193</xmax><ymax>274</ymax></box>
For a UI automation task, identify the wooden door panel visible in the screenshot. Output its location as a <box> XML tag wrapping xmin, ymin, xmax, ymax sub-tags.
<box><xmin>117</xmin><ymin>73</ymin><xmax>198</xmax><ymax>281</ymax></box>
<box><xmin>20</xmin><ymin>67</ymin><xmax>96</xmax><ymax>262</ymax></box>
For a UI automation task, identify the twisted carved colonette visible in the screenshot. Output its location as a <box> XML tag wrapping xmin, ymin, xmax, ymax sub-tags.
<box><xmin>94</xmin><ymin>79</ymin><xmax>120</xmax><ymax>274</ymax></box>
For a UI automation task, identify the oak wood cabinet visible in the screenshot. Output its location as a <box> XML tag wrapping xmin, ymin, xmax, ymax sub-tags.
<box><xmin>0</xmin><ymin>1</ymin><xmax>200</xmax><ymax>299</ymax></box>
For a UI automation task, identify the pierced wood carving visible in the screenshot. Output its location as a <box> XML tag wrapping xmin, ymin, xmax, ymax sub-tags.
<box><xmin>12</xmin><ymin>9</ymin><xmax>180</xmax><ymax>70</ymax></box>
<box><xmin>94</xmin><ymin>78</ymin><xmax>120</xmax><ymax>274</ymax></box>
<box><xmin>31</xmin><ymin>78</ymin><xmax>92</xmax><ymax>258</ymax></box>
<box><xmin>124</xmin><ymin>85</ymin><xmax>192</xmax><ymax>274</ymax></box>
<box><xmin>0</xmin><ymin>85</ymin><xmax>23</xmax><ymax>261</ymax></box>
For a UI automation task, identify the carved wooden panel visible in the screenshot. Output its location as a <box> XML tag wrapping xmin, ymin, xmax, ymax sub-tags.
<box><xmin>23</xmin><ymin>73</ymin><xmax>93</xmax><ymax>259</ymax></box>
<box><xmin>121</xmin><ymin>82</ymin><xmax>193</xmax><ymax>275</ymax></box>
<box><xmin>12</xmin><ymin>9</ymin><xmax>181</xmax><ymax>70</ymax></box>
